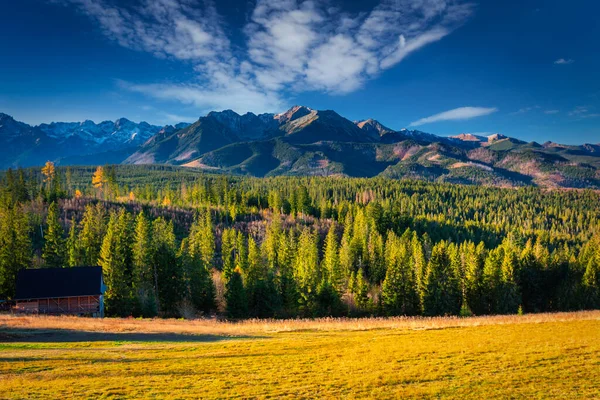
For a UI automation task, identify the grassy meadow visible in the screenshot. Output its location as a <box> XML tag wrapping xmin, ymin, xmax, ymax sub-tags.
<box><xmin>1</xmin><ymin>311</ymin><xmax>600</xmax><ymax>399</ymax></box>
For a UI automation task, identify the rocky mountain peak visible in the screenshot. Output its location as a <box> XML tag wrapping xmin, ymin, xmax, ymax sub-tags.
<box><xmin>275</xmin><ymin>105</ymin><xmax>314</xmax><ymax>124</ymax></box>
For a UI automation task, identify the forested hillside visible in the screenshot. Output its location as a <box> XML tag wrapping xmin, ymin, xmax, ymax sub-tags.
<box><xmin>1</xmin><ymin>164</ymin><xmax>599</xmax><ymax>318</ymax></box>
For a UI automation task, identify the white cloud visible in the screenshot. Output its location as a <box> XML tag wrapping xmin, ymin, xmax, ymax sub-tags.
<box><xmin>544</xmin><ymin>110</ymin><xmax>559</xmax><ymax>115</ymax></box>
<box><xmin>409</xmin><ymin>106</ymin><xmax>498</xmax><ymax>127</ymax></box>
<box><xmin>554</xmin><ymin>58</ymin><xmax>574</xmax><ymax>65</ymax></box>
<box><xmin>54</xmin><ymin>0</ymin><xmax>475</xmax><ymax>113</ymax></box>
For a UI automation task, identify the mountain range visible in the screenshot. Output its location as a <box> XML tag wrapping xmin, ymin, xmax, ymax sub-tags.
<box><xmin>1</xmin><ymin>106</ymin><xmax>600</xmax><ymax>189</ymax></box>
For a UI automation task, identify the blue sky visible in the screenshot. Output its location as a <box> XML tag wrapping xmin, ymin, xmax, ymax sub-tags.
<box><xmin>0</xmin><ymin>0</ymin><xmax>599</xmax><ymax>144</ymax></box>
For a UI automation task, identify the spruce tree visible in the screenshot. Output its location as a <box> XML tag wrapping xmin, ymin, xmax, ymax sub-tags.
<box><xmin>151</xmin><ymin>217</ymin><xmax>182</xmax><ymax>316</ymax></box>
<box><xmin>42</xmin><ymin>202</ymin><xmax>66</xmax><ymax>268</ymax></box>
<box><xmin>382</xmin><ymin>232</ymin><xmax>419</xmax><ymax>315</ymax></box>
<box><xmin>66</xmin><ymin>221</ymin><xmax>80</xmax><ymax>267</ymax></box>
<box><xmin>225</xmin><ymin>268</ymin><xmax>248</xmax><ymax>319</ymax></box>
<box><xmin>186</xmin><ymin>214</ymin><xmax>216</xmax><ymax>313</ymax></box>
<box><xmin>423</xmin><ymin>241</ymin><xmax>461</xmax><ymax>316</ymax></box>
<box><xmin>323</xmin><ymin>224</ymin><xmax>342</xmax><ymax>291</ymax></box>
<box><xmin>99</xmin><ymin>212</ymin><xmax>132</xmax><ymax>316</ymax></box>
<box><xmin>293</xmin><ymin>227</ymin><xmax>320</xmax><ymax>304</ymax></box>
<box><xmin>464</xmin><ymin>241</ymin><xmax>485</xmax><ymax>315</ymax></box>
<box><xmin>354</xmin><ymin>268</ymin><xmax>371</xmax><ymax>311</ymax></box>
<box><xmin>583</xmin><ymin>246</ymin><xmax>600</xmax><ymax>308</ymax></box>
<box><xmin>79</xmin><ymin>203</ymin><xmax>107</xmax><ymax>266</ymax></box>
<box><xmin>131</xmin><ymin>211</ymin><xmax>156</xmax><ymax>316</ymax></box>
<box><xmin>0</xmin><ymin>204</ymin><xmax>31</xmax><ymax>299</ymax></box>
<box><xmin>499</xmin><ymin>244</ymin><xmax>521</xmax><ymax>314</ymax></box>
<box><xmin>221</xmin><ymin>228</ymin><xmax>236</xmax><ymax>282</ymax></box>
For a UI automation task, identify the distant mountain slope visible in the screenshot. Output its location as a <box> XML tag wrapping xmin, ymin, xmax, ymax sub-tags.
<box><xmin>0</xmin><ymin>113</ymin><xmax>167</xmax><ymax>168</ymax></box>
<box><xmin>2</xmin><ymin>107</ymin><xmax>600</xmax><ymax>189</ymax></box>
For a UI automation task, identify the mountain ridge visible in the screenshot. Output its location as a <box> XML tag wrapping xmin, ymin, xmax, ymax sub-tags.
<box><xmin>2</xmin><ymin>108</ymin><xmax>600</xmax><ymax>189</ymax></box>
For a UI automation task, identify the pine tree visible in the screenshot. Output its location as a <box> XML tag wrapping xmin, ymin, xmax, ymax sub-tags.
<box><xmin>499</xmin><ymin>242</ymin><xmax>521</xmax><ymax>314</ymax></box>
<box><xmin>198</xmin><ymin>211</ymin><xmax>215</xmax><ymax>268</ymax></box>
<box><xmin>263</xmin><ymin>218</ymin><xmax>281</xmax><ymax>271</ymax></box>
<box><xmin>225</xmin><ymin>268</ymin><xmax>248</xmax><ymax>319</ymax></box>
<box><xmin>482</xmin><ymin>247</ymin><xmax>503</xmax><ymax>314</ymax></box>
<box><xmin>276</xmin><ymin>229</ymin><xmax>299</xmax><ymax>316</ymax></box>
<box><xmin>382</xmin><ymin>231</ymin><xmax>419</xmax><ymax>315</ymax></box>
<box><xmin>464</xmin><ymin>241</ymin><xmax>485</xmax><ymax>315</ymax></box>
<box><xmin>221</xmin><ymin>228</ymin><xmax>237</xmax><ymax>282</ymax></box>
<box><xmin>42</xmin><ymin>202</ymin><xmax>66</xmax><ymax>268</ymax></box>
<box><xmin>244</xmin><ymin>236</ymin><xmax>278</xmax><ymax>317</ymax></box>
<box><xmin>0</xmin><ymin>204</ymin><xmax>31</xmax><ymax>299</ymax></box>
<box><xmin>582</xmin><ymin>242</ymin><xmax>600</xmax><ymax>308</ymax></box>
<box><xmin>99</xmin><ymin>211</ymin><xmax>132</xmax><ymax>316</ymax></box>
<box><xmin>151</xmin><ymin>217</ymin><xmax>182</xmax><ymax>316</ymax></box>
<box><xmin>66</xmin><ymin>221</ymin><xmax>81</xmax><ymax>267</ymax></box>
<box><xmin>354</xmin><ymin>268</ymin><xmax>371</xmax><ymax>311</ymax></box>
<box><xmin>368</xmin><ymin>231</ymin><xmax>385</xmax><ymax>284</ymax></box>
<box><xmin>132</xmin><ymin>211</ymin><xmax>152</xmax><ymax>290</ymax></box>
<box><xmin>185</xmin><ymin>214</ymin><xmax>217</xmax><ymax>314</ymax></box>
<box><xmin>79</xmin><ymin>203</ymin><xmax>106</xmax><ymax>266</ymax></box>
<box><xmin>322</xmin><ymin>224</ymin><xmax>342</xmax><ymax>291</ymax></box>
<box><xmin>315</xmin><ymin>279</ymin><xmax>342</xmax><ymax>317</ymax></box>
<box><xmin>423</xmin><ymin>241</ymin><xmax>462</xmax><ymax>316</ymax></box>
<box><xmin>411</xmin><ymin>233</ymin><xmax>427</xmax><ymax>311</ymax></box>
<box><xmin>294</xmin><ymin>227</ymin><xmax>320</xmax><ymax>302</ymax></box>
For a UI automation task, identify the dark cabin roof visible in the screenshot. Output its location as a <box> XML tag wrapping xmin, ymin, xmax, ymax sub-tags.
<box><xmin>14</xmin><ymin>266</ymin><xmax>104</xmax><ymax>300</ymax></box>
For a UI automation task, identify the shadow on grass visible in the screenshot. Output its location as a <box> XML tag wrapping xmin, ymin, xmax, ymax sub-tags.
<box><xmin>0</xmin><ymin>327</ymin><xmax>259</xmax><ymax>343</ymax></box>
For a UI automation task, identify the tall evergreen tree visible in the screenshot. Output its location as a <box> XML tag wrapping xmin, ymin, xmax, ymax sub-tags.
<box><xmin>66</xmin><ymin>221</ymin><xmax>81</xmax><ymax>267</ymax></box>
<box><xmin>582</xmin><ymin>242</ymin><xmax>600</xmax><ymax>308</ymax></box>
<box><xmin>99</xmin><ymin>211</ymin><xmax>133</xmax><ymax>316</ymax></box>
<box><xmin>0</xmin><ymin>204</ymin><xmax>31</xmax><ymax>299</ymax></box>
<box><xmin>79</xmin><ymin>203</ymin><xmax>107</xmax><ymax>266</ymax></box>
<box><xmin>151</xmin><ymin>217</ymin><xmax>182</xmax><ymax>316</ymax></box>
<box><xmin>382</xmin><ymin>232</ymin><xmax>419</xmax><ymax>315</ymax></box>
<box><xmin>499</xmin><ymin>242</ymin><xmax>521</xmax><ymax>314</ymax></box>
<box><xmin>221</xmin><ymin>228</ymin><xmax>237</xmax><ymax>282</ymax></box>
<box><xmin>294</xmin><ymin>227</ymin><xmax>320</xmax><ymax>305</ymax></box>
<box><xmin>322</xmin><ymin>224</ymin><xmax>342</xmax><ymax>291</ymax></box>
<box><xmin>185</xmin><ymin>214</ymin><xmax>217</xmax><ymax>314</ymax></box>
<box><xmin>225</xmin><ymin>268</ymin><xmax>248</xmax><ymax>319</ymax></box>
<box><xmin>423</xmin><ymin>241</ymin><xmax>462</xmax><ymax>316</ymax></box>
<box><xmin>42</xmin><ymin>202</ymin><xmax>66</xmax><ymax>268</ymax></box>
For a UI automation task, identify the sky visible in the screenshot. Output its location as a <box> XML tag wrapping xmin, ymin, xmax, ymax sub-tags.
<box><xmin>0</xmin><ymin>0</ymin><xmax>599</xmax><ymax>144</ymax></box>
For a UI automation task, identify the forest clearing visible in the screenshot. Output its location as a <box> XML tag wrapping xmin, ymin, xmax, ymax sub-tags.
<box><xmin>1</xmin><ymin>311</ymin><xmax>599</xmax><ymax>399</ymax></box>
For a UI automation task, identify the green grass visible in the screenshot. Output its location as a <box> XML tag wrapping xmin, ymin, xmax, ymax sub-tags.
<box><xmin>1</xmin><ymin>314</ymin><xmax>599</xmax><ymax>398</ymax></box>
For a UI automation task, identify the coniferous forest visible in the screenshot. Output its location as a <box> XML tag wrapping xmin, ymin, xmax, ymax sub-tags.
<box><xmin>1</xmin><ymin>163</ymin><xmax>599</xmax><ymax>318</ymax></box>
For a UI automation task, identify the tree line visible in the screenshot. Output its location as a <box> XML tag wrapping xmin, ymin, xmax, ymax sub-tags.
<box><xmin>0</xmin><ymin>164</ymin><xmax>599</xmax><ymax>318</ymax></box>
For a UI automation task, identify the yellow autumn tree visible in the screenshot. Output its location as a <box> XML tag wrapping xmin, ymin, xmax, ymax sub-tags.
<box><xmin>75</xmin><ymin>189</ymin><xmax>82</xmax><ymax>199</ymax></box>
<box><xmin>92</xmin><ymin>166</ymin><xmax>106</xmax><ymax>190</ymax></box>
<box><xmin>129</xmin><ymin>191</ymin><xmax>135</xmax><ymax>201</ymax></box>
<box><xmin>41</xmin><ymin>161</ymin><xmax>56</xmax><ymax>183</ymax></box>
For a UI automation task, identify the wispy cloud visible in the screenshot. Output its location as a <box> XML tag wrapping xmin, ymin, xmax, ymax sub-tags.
<box><xmin>409</xmin><ymin>107</ymin><xmax>498</xmax><ymax>127</ymax></box>
<box><xmin>544</xmin><ymin>110</ymin><xmax>559</xmax><ymax>115</ymax></box>
<box><xmin>569</xmin><ymin>106</ymin><xmax>599</xmax><ymax>119</ymax></box>
<box><xmin>510</xmin><ymin>105</ymin><xmax>540</xmax><ymax>115</ymax></box>
<box><xmin>52</xmin><ymin>0</ymin><xmax>475</xmax><ymax>114</ymax></box>
<box><xmin>554</xmin><ymin>58</ymin><xmax>574</xmax><ymax>65</ymax></box>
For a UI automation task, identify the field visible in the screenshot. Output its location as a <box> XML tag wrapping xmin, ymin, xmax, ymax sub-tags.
<box><xmin>1</xmin><ymin>312</ymin><xmax>600</xmax><ymax>399</ymax></box>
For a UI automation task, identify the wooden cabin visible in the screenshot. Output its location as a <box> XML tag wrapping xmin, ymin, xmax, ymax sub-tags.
<box><xmin>14</xmin><ymin>266</ymin><xmax>105</xmax><ymax>317</ymax></box>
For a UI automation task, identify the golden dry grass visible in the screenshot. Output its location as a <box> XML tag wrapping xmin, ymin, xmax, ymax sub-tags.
<box><xmin>1</xmin><ymin>311</ymin><xmax>600</xmax><ymax>399</ymax></box>
<box><xmin>2</xmin><ymin>310</ymin><xmax>599</xmax><ymax>337</ymax></box>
